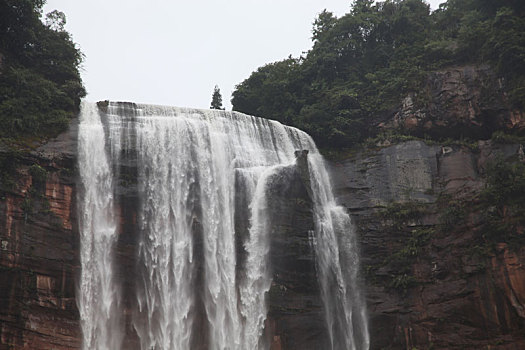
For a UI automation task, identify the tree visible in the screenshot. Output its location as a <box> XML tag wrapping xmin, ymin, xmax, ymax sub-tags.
<box><xmin>232</xmin><ymin>0</ymin><xmax>525</xmax><ymax>149</ymax></box>
<box><xmin>45</xmin><ymin>10</ymin><xmax>66</xmax><ymax>32</ymax></box>
<box><xmin>312</xmin><ymin>10</ymin><xmax>337</xmax><ymax>43</ymax></box>
<box><xmin>210</xmin><ymin>85</ymin><xmax>224</xmax><ymax>110</ymax></box>
<box><xmin>0</xmin><ymin>0</ymin><xmax>85</xmax><ymax>138</ymax></box>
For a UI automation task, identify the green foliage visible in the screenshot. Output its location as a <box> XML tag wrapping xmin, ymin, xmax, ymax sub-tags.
<box><xmin>375</xmin><ymin>200</ymin><xmax>433</xmax><ymax>293</ymax></box>
<box><xmin>232</xmin><ymin>0</ymin><xmax>525</xmax><ymax>148</ymax></box>
<box><xmin>28</xmin><ymin>164</ymin><xmax>47</xmax><ymax>189</ymax></box>
<box><xmin>439</xmin><ymin>199</ymin><xmax>466</xmax><ymax>231</ymax></box>
<box><xmin>483</xmin><ymin>7</ymin><xmax>525</xmax><ymax>108</ymax></box>
<box><xmin>380</xmin><ymin>201</ymin><xmax>427</xmax><ymax>230</ymax></box>
<box><xmin>45</xmin><ymin>10</ymin><xmax>66</xmax><ymax>32</ymax></box>
<box><xmin>21</xmin><ymin>196</ymin><xmax>34</xmax><ymax>216</ymax></box>
<box><xmin>210</xmin><ymin>85</ymin><xmax>224</xmax><ymax>110</ymax></box>
<box><xmin>482</xmin><ymin>158</ymin><xmax>525</xmax><ymax>210</ymax></box>
<box><xmin>479</xmin><ymin>158</ymin><xmax>525</xmax><ymax>248</ymax></box>
<box><xmin>491</xmin><ymin>130</ymin><xmax>525</xmax><ymax>144</ymax></box>
<box><xmin>0</xmin><ymin>0</ymin><xmax>85</xmax><ymax>139</ymax></box>
<box><xmin>18</xmin><ymin>161</ymin><xmax>59</xmax><ymax>224</ymax></box>
<box><xmin>364</xmin><ymin>130</ymin><xmax>421</xmax><ymax>148</ymax></box>
<box><xmin>440</xmin><ymin>137</ymin><xmax>479</xmax><ymax>151</ymax></box>
<box><xmin>0</xmin><ymin>149</ymin><xmax>21</xmax><ymax>190</ymax></box>
<box><xmin>390</xmin><ymin>274</ymin><xmax>418</xmax><ymax>291</ymax></box>
<box><xmin>384</xmin><ymin>227</ymin><xmax>433</xmax><ymax>293</ymax></box>
<box><xmin>387</xmin><ymin>228</ymin><xmax>432</xmax><ymax>265</ymax></box>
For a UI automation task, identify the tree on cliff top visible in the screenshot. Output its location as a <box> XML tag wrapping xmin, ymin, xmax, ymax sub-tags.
<box><xmin>0</xmin><ymin>0</ymin><xmax>85</xmax><ymax>139</ymax></box>
<box><xmin>232</xmin><ymin>0</ymin><xmax>525</xmax><ymax>149</ymax></box>
<box><xmin>210</xmin><ymin>85</ymin><xmax>225</xmax><ymax>110</ymax></box>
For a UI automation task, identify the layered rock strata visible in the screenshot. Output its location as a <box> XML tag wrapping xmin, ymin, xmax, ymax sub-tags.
<box><xmin>331</xmin><ymin>140</ymin><xmax>525</xmax><ymax>349</ymax></box>
<box><xmin>1</xmin><ymin>124</ymin><xmax>525</xmax><ymax>349</ymax></box>
<box><xmin>0</xmin><ymin>122</ymin><xmax>80</xmax><ymax>349</ymax></box>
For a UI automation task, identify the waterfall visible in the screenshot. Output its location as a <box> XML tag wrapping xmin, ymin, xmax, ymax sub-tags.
<box><xmin>77</xmin><ymin>101</ymin><xmax>123</xmax><ymax>350</ymax></box>
<box><xmin>307</xmin><ymin>158</ymin><xmax>370</xmax><ymax>350</ymax></box>
<box><xmin>77</xmin><ymin>101</ymin><xmax>368</xmax><ymax>349</ymax></box>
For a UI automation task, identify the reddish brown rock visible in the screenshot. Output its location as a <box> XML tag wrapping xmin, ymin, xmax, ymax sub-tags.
<box><xmin>384</xmin><ymin>65</ymin><xmax>525</xmax><ymax>139</ymax></box>
<box><xmin>2</xmin><ymin>113</ymin><xmax>525</xmax><ymax>350</ymax></box>
<box><xmin>331</xmin><ymin>140</ymin><xmax>525</xmax><ymax>349</ymax></box>
<box><xmin>0</xmin><ymin>123</ymin><xmax>80</xmax><ymax>350</ymax></box>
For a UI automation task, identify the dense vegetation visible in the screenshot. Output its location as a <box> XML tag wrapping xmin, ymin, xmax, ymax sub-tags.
<box><xmin>232</xmin><ymin>0</ymin><xmax>525</xmax><ymax>148</ymax></box>
<box><xmin>479</xmin><ymin>157</ymin><xmax>525</xmax><ymax>249</ymax></box>
<box><xmin>0</xmin><ymin>0</ymin><xmax>84</xmax><ymax>140</ymax></box>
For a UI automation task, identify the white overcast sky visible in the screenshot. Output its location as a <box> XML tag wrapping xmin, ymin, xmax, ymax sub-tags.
<box><xmin>43</xmin><ymin>0</ymin><xmax>444</xmax><ymax>110</ymax></box>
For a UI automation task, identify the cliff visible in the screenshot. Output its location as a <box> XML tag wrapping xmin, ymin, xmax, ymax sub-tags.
<box><xmin>332</xmin><ymin>64</ymin><xmax>525</xmax><ymax>349</ymax></box>
<box><xmin>330</xmin><ymin>140</ymin><xmax>525</xmax><ymax>349</ymax></box>
<box><xmin>379</xmin><ymin>65</ymin><xmax>525</xmax><ymax>139</ymax></box>
<box><xmin>1</xmin><ymin>65</ymin><xmax>524</xmax><ymax>349</ymax></box>
<box><xmin>3</xmin><ymin>133</ymin><xmax>524</xmax><ymax>349</ymax></box>
<box><xmin>0</xmin><ymin>122</ymin><xmax>80</xmax><ymax>349</ymax></box>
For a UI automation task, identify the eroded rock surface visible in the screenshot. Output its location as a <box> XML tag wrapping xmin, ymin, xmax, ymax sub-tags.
<box><xmin>1</xmin><ymin>122</ymin><xmax>525</xmax><ymax>350</ymax></box>
<box><xmin>330</xmin><ymin>140</ymin><xmax>525</xmax><ymax>349</ymax></box>
<box><xmin>0</xmin><ymin>121</ymin><xmax>80</xmax><ymax>349</ymax></box>
<box><xmin>264</xmin><ymin>163</ymin><xmax>328</xmax><ymax>350</ymax></box>
<box><xmin>381</xmin><ymin>65</ymin><xmax>525</xmax><ymax>139</ymax></box>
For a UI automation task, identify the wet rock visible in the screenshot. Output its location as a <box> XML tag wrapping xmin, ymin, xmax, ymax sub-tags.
<box><xmin>264</xmin><ymin>164</ymin><xmax>328</xmax><ymax>350</ymax></box>
<box><xmin>2</xmin><ymin>115</ymin><xmax>525</xmax><ymax>350</ymax></box>
<box><xmin>330</xmin><ymin>140</ymin><xmax>439</xmax><ymax>209</ymax></box>
<box><xmin>330</xmin><ymin>140</ymin><xmax>525</xmax><ymax>349</ymax></box>
<box><xmin>0</xmin><ymin>120</ymin><xmax>80</xmax><ymax>349</ymax></box>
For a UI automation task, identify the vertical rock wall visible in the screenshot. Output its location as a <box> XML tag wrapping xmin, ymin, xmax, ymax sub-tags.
<box><xmin>330</xmin><ymin>140</ymin><xmax>525</xmax><ymax>349</ymax></box>
<box><xmin>2</xmin><ymin>123</ymin><xmax>525</xmax><ymax>349</ymax></box>
<box><xmin>0</xmin><ymin>122</ymin><xmax>80</xmax><ymax>349</ymax></box>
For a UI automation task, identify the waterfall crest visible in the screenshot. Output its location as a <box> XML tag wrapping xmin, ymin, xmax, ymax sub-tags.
<box><xmin>77</xmin><ymin>101</ymin><xmax>368</xmax><ymax>349</ymax></box>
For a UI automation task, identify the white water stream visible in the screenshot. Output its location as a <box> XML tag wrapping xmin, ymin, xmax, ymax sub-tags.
<box><xmin>77</xmin><ymin>101</ymin><xmax>368</xmax><ymax>349</ymax></box>
<box><xmin>77</xmin><ymin>101</ymin><xmax>123</xmax><ymax>350</ymax></box>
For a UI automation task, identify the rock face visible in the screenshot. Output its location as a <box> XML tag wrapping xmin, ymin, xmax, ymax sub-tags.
<box><xmin>111</xmin><ymin>147</ymin><xmax>329</xmax><ymax>350</ymax></box>
<box><xmin>2</xmin><ymin>122</ymin><xmax>525</xmax><ymax>349</ymax></box>
<box><xmin>382</xmin><ymin>65</ymin><xmax>525</xmax><ymax>139</ymax></box>
<box><xmin>330</xmin><ymin>140</ymin><xmax>525</xmax><ymax>349</ymax></box>
<box><xmin>264</xmin><ymin>163</ymin><xmax>328</xmax><ymax>350</ymax></box>
<box><xmin>0</xmin><ymin>121</ymin><xmax>80</xmax><ymax>349</ymax></box>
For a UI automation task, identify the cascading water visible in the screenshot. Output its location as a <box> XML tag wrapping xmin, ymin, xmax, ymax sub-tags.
<box><xmin>77</xmin><ymin>101</ymin><xmax>368</xmax><ymax>349</ymax></box>
<box><xmin>308</xmin><ymin>163</ymin><xmax>370</xmax><ymax>350</ymax></box>
<box><xmin>77</xmin><ymin>101</ymin><xmax>123</xmax><ymax>350</ymax></box>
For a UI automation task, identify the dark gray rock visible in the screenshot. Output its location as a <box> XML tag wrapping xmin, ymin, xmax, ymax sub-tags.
<box><xmin>328</xmin><ymin>140</ymin><xmax>525</xmax><ymax>350</ymax></box>
<box><xmin>330</xmin><ymin>141</ymin><xmax>440</xmax><ymax>210</ymax></box>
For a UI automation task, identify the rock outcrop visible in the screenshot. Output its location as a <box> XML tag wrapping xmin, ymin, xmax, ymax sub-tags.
<box><xmin>381</xmin><ymin>65</ymin><xmax>525</xmax><ymax>139</ymax></box>
<box><xmin>0</xmin><ymin>122</ymin><xmax>80</xmax><ymax>349</ymax></box>
<box><xmin>330</xmin><ymin>140</ymin><xmax>525</xmax><ymax>349</ymax></box>
<box><xmin>264</xmin><ymin>162</ymin><xmax>328</xmax><ymax>350</ymax></box>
